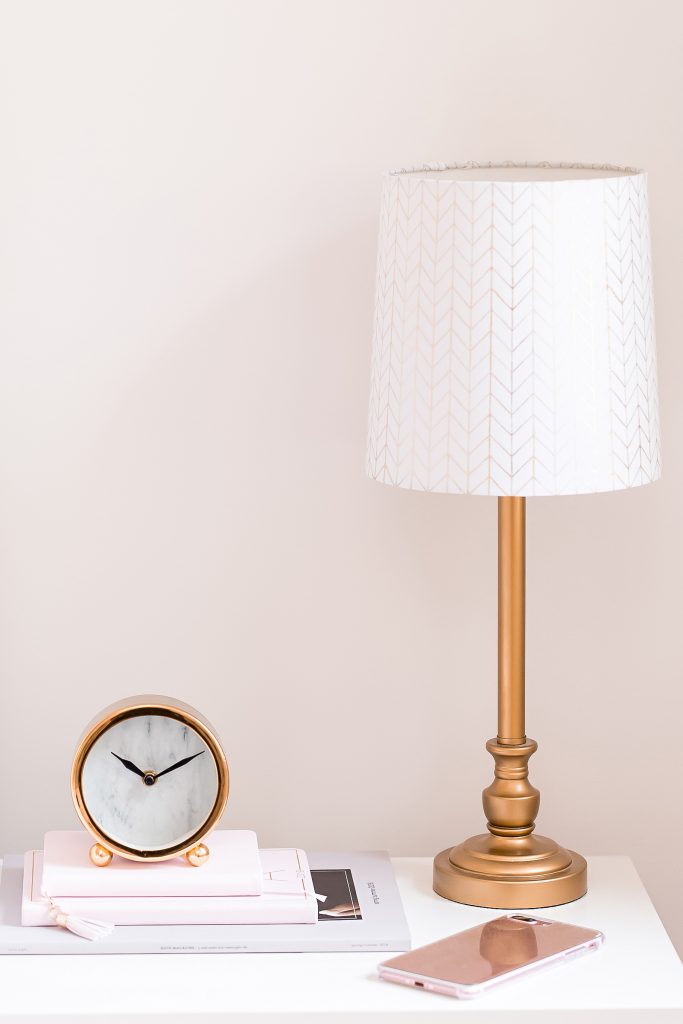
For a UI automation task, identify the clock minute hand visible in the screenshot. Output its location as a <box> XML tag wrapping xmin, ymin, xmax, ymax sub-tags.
<box><xmin>111</xmin><ymin>752</ymin><xmax>146</xmax><ymax>778</ymax></box>
<box><xmin>155</xmin><ymin>750</ymin><xmax>204</xmax><ymax>780</ymax></box>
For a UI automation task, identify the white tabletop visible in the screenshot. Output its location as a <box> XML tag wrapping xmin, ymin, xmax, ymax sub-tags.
<box><xmin>0</xmin><ymin>856</ymin><xmax>680</xmax><ymax>1022</ymax></box>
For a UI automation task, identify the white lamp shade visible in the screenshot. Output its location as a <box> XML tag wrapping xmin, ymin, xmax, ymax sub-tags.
<box><xmin>366</xmin><ymin>162</ymin><xmax>661</xmax><ymax>496</ymax></box>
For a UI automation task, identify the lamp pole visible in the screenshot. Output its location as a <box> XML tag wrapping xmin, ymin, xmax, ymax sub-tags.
<box><xmin>498</xmin><ymin>497</ymin><xmax>526</xmax><ymax>746</ymax></box>
<box><xmin>433</xmin><ymin>497</ymin><xmax>586</xmax><ymax>907</ymax></box>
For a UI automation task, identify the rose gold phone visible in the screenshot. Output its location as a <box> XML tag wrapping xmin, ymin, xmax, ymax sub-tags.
<box><xmin>378</xmin><ymin>914</ymin><xmax>604</xmax><ymax>999</ymax></box>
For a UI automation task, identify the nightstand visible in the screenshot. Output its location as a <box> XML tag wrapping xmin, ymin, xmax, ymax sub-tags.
<box><xmin>0</xmin><ymin>855</ymin><xmax>680</xmax><ymax>1021</ymax></box>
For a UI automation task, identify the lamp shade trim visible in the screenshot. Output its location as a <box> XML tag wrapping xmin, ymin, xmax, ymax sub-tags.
<box><xmin>386</xmin><ymin>160</ymin><xmax>644</xmax><ymax>179</ymax></box>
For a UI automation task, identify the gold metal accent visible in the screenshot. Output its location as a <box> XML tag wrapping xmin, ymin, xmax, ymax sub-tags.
<box><xmin>71</xmin><ymin>695</ymin><xmax>229</xmax><ymax>864</ymax></box>
<box><xmin>89</xmin><ymin>843</ymin><xmax>113</xmax><ymax>868</ymax></box>
<box><xmin>498</xmin><ymin>497</ymin><xmax>525</xmax><ymax>745</ymax></box>
<box><xmin>185</xmin><ymin>843</ymin><xmax>210</xmax><ymax>867</ymax></box>
<box><xmin>434</xmin><ymin>497</ymin><xmax>587</xmax><ymax>908</ymax></box>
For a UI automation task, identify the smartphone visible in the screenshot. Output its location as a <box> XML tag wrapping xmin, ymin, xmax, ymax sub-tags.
<box><xmin>378</xmin><ymin>914</ymin><xmax>604</xmax><ymax>999</ymax></box>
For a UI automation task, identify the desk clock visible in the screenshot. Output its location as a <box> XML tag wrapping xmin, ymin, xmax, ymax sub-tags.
<box><xmin>71</xmin><ymin>696</ymin><xmax>229</xmax><ymax>867</ymax></box>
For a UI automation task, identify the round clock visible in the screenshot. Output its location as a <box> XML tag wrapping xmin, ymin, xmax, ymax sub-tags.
<box><xmin>71</xmin><ymin>695</ymin><xmax>229</xmax><ymax>867</ymax></box>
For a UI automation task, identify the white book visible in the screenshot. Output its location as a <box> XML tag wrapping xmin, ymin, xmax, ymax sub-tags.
<box><xmin>0</xmin><ymin>851</ymin><xmax>410</xmax><ymax>954</ymax></box>
<box><xmin>23</xmin><ymin>848</ymin><xmax>317</xmax><ymax>926</ymax></box>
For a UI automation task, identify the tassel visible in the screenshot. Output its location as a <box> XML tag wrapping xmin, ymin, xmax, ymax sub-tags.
<box><xmin>48</xmin><ymin>904</ymin><xmax>115</xmax><ymax>941</ymax></box>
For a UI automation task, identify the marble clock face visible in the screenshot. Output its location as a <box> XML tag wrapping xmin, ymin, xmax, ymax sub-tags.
<box><xmin>80</xmin><ymin>713</ymin><xmax>220</xmax><ymax>852</ymax></box>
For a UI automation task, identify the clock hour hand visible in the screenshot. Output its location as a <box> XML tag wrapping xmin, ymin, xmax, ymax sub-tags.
<box><xmin>111</xmin><ymin>752</ymin><xmax>146</xmax><ymax>778</ymax></box>
<box><xmin>155</xmin><ymin>750</ymin><xmax>204</xmax><ymax>780</ymax></box>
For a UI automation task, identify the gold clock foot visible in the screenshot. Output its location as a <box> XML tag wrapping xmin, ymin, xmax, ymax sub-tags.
<box><xmin>185</xmin><ymin>843</ymin><xmax>210</xmax><ymax>867</ymax></box>
<box><xmin>89</xmin><ymin>843</ymin><xmax>113</xmax><ymax>868</ymax></box>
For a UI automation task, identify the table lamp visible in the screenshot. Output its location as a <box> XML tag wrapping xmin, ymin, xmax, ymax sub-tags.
<box><xmin>366</xmin><ymin>161</ymin><xmax>660</xmax><ymax>908</ymax></box>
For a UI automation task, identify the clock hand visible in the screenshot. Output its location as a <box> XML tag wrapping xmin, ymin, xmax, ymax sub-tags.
<box><xmin>155</xmin><ymin>750</ymin><xmax>205</xmax><ymax>780</ymax></box>
<box><xmin>111</xmin><ymin>752</ymin><xmax>146</xmax><ymax>778</ymax></box>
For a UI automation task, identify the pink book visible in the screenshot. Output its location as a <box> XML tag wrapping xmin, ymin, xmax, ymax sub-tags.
<box><xmin>42</xmin><ymin>830</ymin><xmax>262</xmax><ymax>898</ymax></box>
<box><xmin>23</xmin><ymin>848</ymin><xmax>318</xmax><ymax>926</ymax></box>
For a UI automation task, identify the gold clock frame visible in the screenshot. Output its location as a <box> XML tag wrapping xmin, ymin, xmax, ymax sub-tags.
<box><xmin>71</xmin><ymin>695</ymin><xmax>229</xmax><ymax>867</ymax></box>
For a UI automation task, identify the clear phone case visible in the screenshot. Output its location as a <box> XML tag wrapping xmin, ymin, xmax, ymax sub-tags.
<box><xmin>378</xmin><ymin>914</ymin><xmax>604</xmax><ymax>999</ymax></box>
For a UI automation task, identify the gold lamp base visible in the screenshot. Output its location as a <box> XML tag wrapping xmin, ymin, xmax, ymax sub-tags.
<box><xmin>434</xmin><ymin>498</ymin><xmax>588</xmax><ymax>909</ymax></box>
<box><xmin>434</xmin><ymin>842</ymin><xmax>587</xmax><ymax>909</ymax></box>
<box><xmin>433</xmin><ymin>734</ymin><xmax>587</xmax><ymax>908</ymax></box>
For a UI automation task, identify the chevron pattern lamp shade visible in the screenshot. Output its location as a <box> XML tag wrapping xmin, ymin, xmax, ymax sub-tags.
<box><xmin>367</xmin><ymin>162</ymin><xmax>660</xmax><ymax>496</ymax></box>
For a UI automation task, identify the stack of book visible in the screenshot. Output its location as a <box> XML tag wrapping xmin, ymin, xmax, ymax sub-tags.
<box><xmin>23</xmin><ymin>830</ymin><xmax>317</xmax><ymax>926</ymax></box>
<box><xmin>0</xmin><ymin>830</ymin><xmax>411</xmax><ymax>954</ymax></box>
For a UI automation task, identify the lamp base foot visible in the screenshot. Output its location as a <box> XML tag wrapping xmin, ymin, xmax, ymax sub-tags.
<box><xmin>434</xmin><ymin>837</ymin><xmax>587</xmax><ymax>909</ymax></box>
